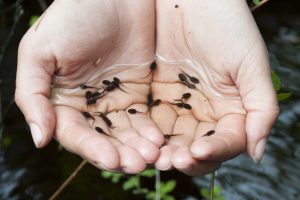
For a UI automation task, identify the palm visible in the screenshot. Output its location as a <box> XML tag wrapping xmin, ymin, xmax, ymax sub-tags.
<box><xmin>33</xmin><ymin>0</ymin><xmax>161</xmax><ymax>173</ymax></box>
<box><xmin>152</xmin><ymin>0</ymin><xmax>277</xmax><ymax>174</ymax></box>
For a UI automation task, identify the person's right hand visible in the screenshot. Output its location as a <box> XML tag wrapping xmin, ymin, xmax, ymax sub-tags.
<box><xmin>15</xmin><ymin>0</ymin><xmax>164</xmax><ymax>173</ymax></box>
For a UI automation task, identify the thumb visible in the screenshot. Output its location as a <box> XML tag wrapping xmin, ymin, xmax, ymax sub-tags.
<box><xmin>236</xmin><ymin>43</ymin><xmax>279</xmax><ymax>163</ymax></box>
<box><xmin>15</xmin><ymin>33</ymin><xmax>56</xmax><ymax>148</ymax></box>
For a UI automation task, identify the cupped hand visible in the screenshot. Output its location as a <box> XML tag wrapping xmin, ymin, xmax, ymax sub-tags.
<box><xmin>15</xmin><ymin>0</ymin><xmax>161</xmax><ymax>173</ymax></box>
<box><xmin>154</xmin><ymin>0</ymin><xmax>279</xmax><ymax>175</ymax></box>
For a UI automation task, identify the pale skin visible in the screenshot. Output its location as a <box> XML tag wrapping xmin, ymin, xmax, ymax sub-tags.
<box><xmin>15</xmin><ymin>0</ymin><xmax>279</xmax><ymax>175</ymax></box>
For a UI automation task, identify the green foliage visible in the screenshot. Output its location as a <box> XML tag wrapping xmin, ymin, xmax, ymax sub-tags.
<box><xmin>101</xmin><ymin>169</ymin><xmax>176</xmax><ymax>200</ymax></box>
<box><xmin>29</xmin><ymin>15</ymin><xmax>39</xmax><ymax>27</ymax></box>
<box><xmin>201</xmin><ymin>185</ymin><xmax>226</xmax><ymax>200</ymax></box>
<box><xmin>159</xmin><ymin>180</ymin><xmax>176</xmax><ymax>200</ymax></box>
<box><xmin>101</xmin><ymin>171</ymin><xmax>124</xmax><ymax>184</ymax></box>
<box><xmin>271</xmin><ymin>71</ymin><xmax>292</xmax><ymax>101</ymax></box>
<box><xmin>252</xmin><ymin>0</ymin><xmax>262</xmax><ymax>5</ymax></box>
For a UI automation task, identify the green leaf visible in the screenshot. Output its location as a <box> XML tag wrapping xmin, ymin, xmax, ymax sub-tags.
<box><xmin>271</xmin><ymin>71</ymin><xmax>282</xmax><ymax>92</ymax></box>
<box><xmin>29</xmin><ymin>15</ymin><xmax>40</xmax><ymax>27</ymax></box>
<box><xmin>253</xmin><ymin>0</ymin><xmax>261</xmax><ymax>5</ymax></box>
<box><xmin>146</xmin><ymin>191</ymin><xmax>156</xmax><ymax>200</ymax></box>
<box><xmin>140</xmin><ymin>169</ymin><xmax>156</xmax><ymax>178</ymax></box>
<box><xmin>123</xmin><ymin>177</ymin><xmax>139</xmax><ymax>191</ymax></box>
<box><xmin>200</xmin><ymin>188</ymin><xmax>210</xmax><ymax>199</ymax></box>
<box><xmin>101</xmin><ymin>171</ymin><xmax>113</xmax><ymax>178</ymax></box>
<box><xmin>112</xmin><ymin>174</ymin><xmax>122</xmax><ymax>183</ymax></box>
<box><xmin>214</xmin><ymin>186</ymin><xmax>221</xmax><ymax>195</ymax></box>
<box><xmin>162</xmin><ymin>194</ymin><xmax>175</xmax><ymax>200</ymax></box>
<box><xmin>160</xmin><ymin>180</ymin><xmax>176</xmax><ymax>195</ymax></box>
<box><xmin>277</xmin><ymin>93</ymin><xmax>292</xmax><ymax>101</ymax></box>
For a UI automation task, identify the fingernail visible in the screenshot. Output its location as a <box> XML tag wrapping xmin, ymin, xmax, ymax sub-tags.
<box><xmin>29</xmin><ymin>123</ymin><xmax>43</xmax><ymax>148</ymax></box>
<box><xmin>253</xmin><ymin>138</ymin><xmax>267</xmax><ymax>164</ymax></box>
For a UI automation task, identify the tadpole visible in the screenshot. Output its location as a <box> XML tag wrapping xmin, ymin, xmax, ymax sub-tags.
<box><xmin>203</xmin><ymin>130</ymin><xmax>215</xmax><ymax>137</ymax></box>
<box><xmin>82</xmin><ymin>111</ymin><xmax>95</xmax><ymax>124</ymax></box>
<box><xmin>80</xmin><ymin>84</ymin><xmax>99</xmax><ymax>90</ymax></box>
<box><xmin>180</xmin><ymin>69</ymin><xmax>200</xmax><ymax>84</ymax></box>
<box><xmin>95</xmin><ymin>127</ymin><xmax>112</xmax><ymax>137</ymax></box>
<box><xmin>95</xmin><ymin>112</ymin><xmax>113</xmax><ymax>128</ymax></box>
<box><xmin>127</xmin><ymin>109</ymin><xmax>143</xmax><ymax>115</ymax></box>
<box><xmin>143</xmin><ymin>61</ymin><xmax>157</xmax><ymax>79</ymax></box>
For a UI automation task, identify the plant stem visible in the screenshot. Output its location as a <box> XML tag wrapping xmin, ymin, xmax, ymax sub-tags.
<box><xmin>49</xmin><ymin>160</ymin><xmax>87</xmax><ymax>200</ymax></box>
<box><xmin>155</xmin><ymin>169</ymin><xmax>161</xmax><ymax>200</ymax></box>
<box><xmin>210</xmin><ymin>172</ymin><xmax>215</xmax><ymax>200</ymax></box>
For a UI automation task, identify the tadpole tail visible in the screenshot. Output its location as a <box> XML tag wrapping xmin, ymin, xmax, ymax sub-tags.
<box><xmin>142</xmin><ymin>70</ymin><xmax>154</xmax><ymax>79</ymax></box>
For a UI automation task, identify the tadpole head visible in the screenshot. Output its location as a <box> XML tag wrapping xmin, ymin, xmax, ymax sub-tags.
<box><xmin>150</xmin><ymin>62</ymin><xmax>157</xmax><ymax>70</ymax></box>
<box><xmin>153</xmin><ymin>99</ymin><xmax>161</xmax><ymax>106</ymax></box>
<box><xmin>204</xmin><ymin>130</ymin><xmax>215</xmax><ymax>136</ymax></box>
<box><xmin>190</xmin><ymin>77</ymin><xmax>199</xmax><ymax>84</ymax></box>
<box><xmin>128</xmin><ymin>109</ymin><xmax>137</xmax><ymax>114</ymax></box>
<box><xmin>178</xmin><ymin>73</ymin><xmax>187</xmax><ymax>82</ymax></box>
<box><xmin>113</xmin><ymin>77</ymin><xmax>120</xmax><ymax>83</ymax></box>
<box><xmin>182</xmin><ymin>93</ymin><xmax>191</xmax><ymax>99</ymax></box>
<box><xmin>102</xmin><ymin>80</ymin><xmax>111</xmax><ymax>85</ymax></box>
<box><xmin>183</xmin><ymin>104</ymin><xmax>192</xmax><ymax>110</ymax></box>
<box><xmin>80</xmin><ymin>84</ymin><xmax>87</xmax><ymax>89</ymax></box>
<box><xmin>187</xmin><ymin>83</ymin><xmax>196</xmax><ymax>89</ymax></box>
<box><xmin>95</xmin><ymin>127</ymin><xmax>104</xmax><ymax>133</ymax></box>
<box><xmin>85</xmin><ymin>91</ymin><xmax>92</xmax><ymax>99</ymax></box>
<box><xmin>176</xmin><ymin>103</ymin><xmax>184</xmax><ymax>108</ymax></box>
<box><xmin>147</xmin><ymin>93</ymin><xmax>153</xmax><ymax>105</ymax></box>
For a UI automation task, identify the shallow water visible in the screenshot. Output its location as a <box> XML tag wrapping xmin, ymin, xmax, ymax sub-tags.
<box><xmin>1</xmin><ymin>1</ymin><xmax>300</xmax><ymax>200</ymax></box>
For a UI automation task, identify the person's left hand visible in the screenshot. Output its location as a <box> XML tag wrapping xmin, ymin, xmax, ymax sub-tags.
<box><xmin>153</xmin><ymin>0</ymin><xmax>279</xmax><ymax>175</ymax></box>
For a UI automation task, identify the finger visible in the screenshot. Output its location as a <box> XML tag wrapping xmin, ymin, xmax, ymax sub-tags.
<box><xmin>126</xmin><ymin>104</ymin><xmax>164</xmax><ymax>146</ymax></box>
<box><xmin>236</xmin><ymin>48</ymin><xmax>279</xmax><ymax>162</ymax></box>
<box><xmin>191</xmin><ymin>114</ymin><xmax>246</xmax><ymax>161</ymax></box>
<box><xmin>151</xmin><ymin>103</ymin><xmax>177</xmax><ymax>170</ymax></box>
<box><xmin>154</xmin><ymin>145</ymin><xmax>176</xmax><ymax>171</ymax></box>
<box><xmin>157</xmin><ymin>115</ymin><xmax>198</xmax><ymax>171</ymax></box>
<box><xmin>172</xmin><ymin>147</ymin><xmax>221</xmax><ymax>176</ymax></box>
<box><xmin>151</xmin><ymin>103</ymin><xmax>177</xmax><ymax>135</ymax></box>
<box><xmin>54</xmin><ymin>106</ymin><xmax>120</xmax><ymax>170</ymax></box>
<box><xmin>15</xmin><ymin>36</ymin><xmax>55</xmax><ymax>148</ymax></box>
<box><xmin>107</xmin><ymin>111</ymin><xmax>160</xmax><ymax>163</ymax></box>
<box><xmin>117</xmin><ymin>145</ymin><xmax>147</xmax><ymax>174</ymax></box>
<box><xmin>89</xmin><ymin>113</ymin><xmax>146</xmax><ymax>173</ymax></box>
<box><xmin>168</xmin><ymin>115</ymin><xmax>198</xmax><ymax>146</ymax></box>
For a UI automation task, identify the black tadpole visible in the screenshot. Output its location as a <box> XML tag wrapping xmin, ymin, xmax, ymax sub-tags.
<box><xmin>143</xmin><ymin>61</ymin><xmax>157</xmax><ymax>79</ymax></box>
<box><xmin>80</xmin><ymin>84</ymin><xmax>99</xmax><ymax>90</ymax></box>
<box><xmin>180</xmin><ymin>69</ymin><xmax>200</xmax><ymax>84</ymax></box>
<box><xmin>82</xmin><ymin>112</ymin><xmax>95</xmax><ymax>124</ymax></box>
<box><xmin>95</xmin><ymin>127</ymin><xmax>112</xmax><ymax>137</ymax></box>
<box><xmin>95</xmin><ymin>112</ymin><xmax>113</xmax><ymax>128</ymax></box>
<box><xmin>152</xmin><ymin>99</ymin><xmax>161</xmax><ymax>107</ymax></box>
<box><xmin>102</xmin><ymin>80</ymin><xmax>111</xmax><ymax>85</ymax></box>
<box><xmin>95</xmin><ymin>127</ymin><xmax>105</xmax><ymax>134</ymax></box>
<box><xmin>147</xmin><ymin>93</ymin><xmax>154</xmax><ymax>106</ymax></box>
<box><xmin>183</xmin><ymin>103</ymin><xmax>192</xmax><ymax>110</ymax></box>
<box><xmin>178</xmin><ymin>73</ymin><xmax>187</xmax><ymax>82</ymax></box>
<box><xmin>85</xmin><ymin>91</ymin><xmax>92</xmax><ymax>99</ymax></box>
<box><xmin>182</xmin><ymin>93</ymin><xmax>191</xmax><ymax>100</ymax></box>
<box><xmin>203</xmin><ymin>130</ymin><xmax>215</xmax><ymax>137</ymax></box>
<box><xmin>128</xmin><ymin>109</ymin><xmax>138</xmax><ymax>114</ymax></box>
